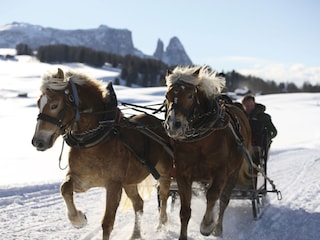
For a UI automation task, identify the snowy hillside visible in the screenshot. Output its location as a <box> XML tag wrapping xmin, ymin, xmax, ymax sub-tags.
<box><xmin>0</xmin><ymin>52</ymin><xmax>320</xmax><ymax>240</ymax></box>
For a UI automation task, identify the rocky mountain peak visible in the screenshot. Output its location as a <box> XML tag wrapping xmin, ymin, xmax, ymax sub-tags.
<box><xmin>0</xmin><ymin>22</ymin><xmax>192</xmax><ymax>66</ymax></box>
<box><xmin>157</xmin><ymin>37</ymin><xmax>192</xmax><ymax>66</ymax></box>
<box><xmin>153</xmin><ymin>39</ymin><xmax>164</xmax><ymax>60</ymax></box>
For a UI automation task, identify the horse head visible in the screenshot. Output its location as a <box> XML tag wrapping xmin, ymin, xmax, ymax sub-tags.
<box><xmin>32</xmin><ymin>68</ymin><xmax>121</xmax><ymax>151</ymax></box>
<box><xmin>164</xmin><ymin>65</ymin><xmax>226</xmax><ymax>141</ymax></box>
<box><xmin>31</xmin><ymin>68</ymin><xmax>76</xmax><ymax>150</ymax></box>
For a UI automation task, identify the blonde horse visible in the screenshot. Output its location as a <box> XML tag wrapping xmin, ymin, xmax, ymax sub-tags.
<box><xmin>32</xmin><ymin>68</ymin><xmax>173</xmax><ymax>240</ymax></box>
<box><xmin>164</xmin><ymin>66</ymin><xmax>252</xmax><ymax>239</ymax></box>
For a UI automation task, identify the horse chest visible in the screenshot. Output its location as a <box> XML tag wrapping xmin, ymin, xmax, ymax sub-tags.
<box><xmin>174</xmin><ymin>141</ymin><xmax>230</xmax><ymax>180</ymax></box>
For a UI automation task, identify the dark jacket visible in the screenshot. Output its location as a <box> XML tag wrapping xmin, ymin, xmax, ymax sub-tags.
<box><xmin>247</xmin><ymin>103</ymin><xmax>277</xmax><ymax>148</ymax></box>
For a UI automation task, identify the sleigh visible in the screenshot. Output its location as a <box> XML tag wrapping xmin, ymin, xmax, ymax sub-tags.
<box><xmin>230</xmin><ymin>141</ymin><xmax>282</xmax><ymax>219</ymax></box>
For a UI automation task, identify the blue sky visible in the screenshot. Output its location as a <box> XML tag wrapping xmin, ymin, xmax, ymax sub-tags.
<box><xmin>1</xmin><ymin>0</ymin><xmax>320</xmax><ymax>86</ymax></box>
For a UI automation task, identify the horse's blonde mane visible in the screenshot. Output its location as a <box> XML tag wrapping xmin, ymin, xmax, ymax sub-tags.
<box><xmin>40</xmin><ymin>68</ymin><xmax>105</xmax><ymax>94</ymax></box>
<box><xmin>165</xmin><ymin>65</ymin><xmax>226</xmax><ymax>97</ymax></box>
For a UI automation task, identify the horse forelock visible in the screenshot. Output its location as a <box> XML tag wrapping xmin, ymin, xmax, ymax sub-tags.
<box><xmin>40</xmin><ymin>69</ymin><xmax>105</xmax><ymax>95</ymax></box>
<box><xmin>166</xmin><ymin>65</ymin><xmax>226</xmax><ymax>98</ymax></box>
<box><xmin>40</xmin><ymin>72</ymin><xmax>68</xmax><ymax>93</ymax></box>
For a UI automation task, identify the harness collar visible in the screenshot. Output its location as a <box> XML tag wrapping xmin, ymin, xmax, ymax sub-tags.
<box><xmin>179</xmin><ymin>103</ymin><xmax>229</xmax><ymax>142</ymax></box>
<box><xmin>63</xmin><ymin>108</ymin><xmax>122</xmax><ymax>148</ymax></box>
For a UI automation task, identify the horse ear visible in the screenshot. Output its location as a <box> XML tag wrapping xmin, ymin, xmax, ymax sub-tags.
<box><xmin>106</xmin><ymin>81</ymin><xmax>118</xmax><ymax>107</ymax></box>
<box><xmin>192</xmin><ymin>67</ymin><xmax>201</xmax><ymax>77</ymax></box>
<box><xmin>166</xmin><ymin>69</ymin><xmax>173</xmax><ymax>76</ymax></box>
<box><xmin>57</xmin><ymin>68</ymin><xmax>64</xmax><ymax>79</ymax></box>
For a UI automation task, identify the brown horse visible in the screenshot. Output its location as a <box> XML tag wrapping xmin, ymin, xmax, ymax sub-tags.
<box><xmin>163</xmin><ymin>66</ymin><xmax>252</xmax><ymax>239</ymax></box>
<box><xmin>31</xmin><ymin>68</ymin><xmax>173</xmax><ymax>240</ymax></box>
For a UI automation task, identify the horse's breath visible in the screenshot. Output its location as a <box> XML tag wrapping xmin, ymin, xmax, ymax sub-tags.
<box><xmin>164</xmin><ymin>65</ymin><xmax>252</xmax><ymax>239</ymax></box>
<box><xmin>31</xmin><ymin>68</ymin><xmax>173</xmax><ymax>240</ymax></box>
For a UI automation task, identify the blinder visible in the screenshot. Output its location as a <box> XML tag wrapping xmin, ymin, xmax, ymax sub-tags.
<box><xmin>165</xmin><ymin>81</ymin><xmax>225</xmax><ymax>141</ymax></box>
<box><xmin>166</xmin><ymin>82</ymin><xmax>201</xmax><ymax>124</ymax></box>
<box><xmin>36</xmin><ymin>77</ymin><xmax>80</xmax><ymax>132</ymax></box>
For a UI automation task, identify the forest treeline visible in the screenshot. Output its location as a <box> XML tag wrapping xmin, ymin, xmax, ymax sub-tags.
<box><xmin>16</xmin><ymin>43</ymin><xmax>320</xmax><ymax>93</ymax></box>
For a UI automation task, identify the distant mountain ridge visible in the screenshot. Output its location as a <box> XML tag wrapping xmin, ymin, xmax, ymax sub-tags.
<box><xmin>0</xmin><ymin>22</ymin><xmax>192</xmax><ymax>66</ymax></box>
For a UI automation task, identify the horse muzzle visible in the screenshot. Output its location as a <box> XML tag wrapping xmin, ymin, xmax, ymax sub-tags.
<box><xmin>164</xmin><ymin>119</ymin><xmax>188</xmax><ymax>140</ymax></box>
<box><xmin>31</xmin><ymin>134</ymin><xmax>55</xmax><ymax>151</ymax></box>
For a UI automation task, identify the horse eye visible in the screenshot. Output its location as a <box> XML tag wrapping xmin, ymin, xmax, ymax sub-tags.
<box><xmin>187</xmin><ymin>93</ymin><xmax>193</xmax><ymax>99</ymax></box>
<box><xmin>50</xmin><ymin>103</ymin><xmax>58</xmax><ymax>110</ymax></box>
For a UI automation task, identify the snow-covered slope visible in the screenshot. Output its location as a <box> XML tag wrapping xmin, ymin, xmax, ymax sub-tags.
<box><xmin>0</xmin><ymin>53</ymin><xmax>319</xmax><ymax>239</ymax></box>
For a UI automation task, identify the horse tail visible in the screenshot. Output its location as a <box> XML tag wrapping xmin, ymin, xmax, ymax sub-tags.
<box><xmin>237</xmin><ymin>154</ymin><xmax>253</xmax><ymax>186</ymax></box>
<box><xmin>120</xmin><ymin>174</ymin><xmax>155</xmax><ymax>211</ymax></box>
<box><xmin>229</xmin><ymin>104</ymin><xmax>254</xmax><ymax>186</ymax></box>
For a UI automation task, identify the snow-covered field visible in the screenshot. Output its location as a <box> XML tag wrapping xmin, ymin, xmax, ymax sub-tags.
<box><xmin>1</xmin><ymin>52</ymin><xmax>320</xmax><ymax>240</ymax></box>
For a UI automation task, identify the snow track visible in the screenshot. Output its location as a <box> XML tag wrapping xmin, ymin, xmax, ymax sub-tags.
<box><xmin>0</xmin><ymin>184</ymin><xmax>106</xmax><ymax>240</ymax></box>
<box><xmin>1</xmin><ymin>153</ymin><xmax>320</xmax><ymax>240</ymax></box>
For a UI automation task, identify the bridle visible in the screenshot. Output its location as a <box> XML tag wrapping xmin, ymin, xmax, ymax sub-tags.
<box><xmin>165</xmin><ymin>81</ymin><xmax>226</xmax><ymax>141</ymax></box>
<box><xmin>166</xmin><ymin>82</ymin><xmax>201</xmax><ymax>125</ymax></box>
<box><xmin>166</xmin><ymin>82</ymin><xmax>221</xmax><ymax>126</ymax></box>
<box><xmin>37</xmin><ymin>78</ymin><xmax>80</xmax><ymax>133</ymax></box>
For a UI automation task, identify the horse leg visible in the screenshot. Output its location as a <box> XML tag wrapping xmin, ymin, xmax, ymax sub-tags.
<box><xmin>213</xmin><ymin>170</ymin><xmax>239</xmax><ymax>237</ymax></box>
<box><xmin>157</xmin><ymin>176</ymin><xmax>171</xmax><ymax>228</ymax></box>
<box><xmin>177</xmin><ymin>177</ymin><xmax>192</xmax><ymax>240</ymax></box>
<box><xmin>60</xmin><ymin>175</ymin><xmax>87</xmax><ymax>228</ymax></box>
<box><xmin>200</xmin><ymin>179</ymin><xmax>222</xmax><ymax>236</ymax></box>
<box><xmin>102</xmin><ymin>182</ymin><xmax>122</xmax><ymax>240</ymax></box>
<box><xmin>123</xmin><ymin>185</ymin><xmax>144</xmax><ymax>240</ymax></box>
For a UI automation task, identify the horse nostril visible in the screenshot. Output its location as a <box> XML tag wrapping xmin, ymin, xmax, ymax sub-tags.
<box><xmin>32</xmin><ymin>138</ymin><xmax>44</xmax><ymax>149</ymax></box>
<box><xmin>174</xmin><ymin>121</ymin><xmax>181</xmax><ymax>128</ymax></box>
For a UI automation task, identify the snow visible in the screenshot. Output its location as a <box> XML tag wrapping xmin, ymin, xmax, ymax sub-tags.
<box><xmin>1</xmin><ymin>52</ymin><xmax>320</xmax><ymax>239</ymax></box>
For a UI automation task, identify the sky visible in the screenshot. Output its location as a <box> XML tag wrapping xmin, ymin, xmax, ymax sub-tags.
<box><xmin>1</xmin><ymin>0</ymin><xmax>320</xmax><ymax>86</ymax></box>
<box><xmin>0</xmin><ymin>56</ymin><xmax>320</xmax><ymax>239</ymax></box>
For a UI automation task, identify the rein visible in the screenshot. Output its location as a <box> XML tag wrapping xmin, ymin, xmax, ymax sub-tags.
<box><xmin>228</xmin><ymin>122</ymin><xmax>282</xmax><ymax>200</ymax></box>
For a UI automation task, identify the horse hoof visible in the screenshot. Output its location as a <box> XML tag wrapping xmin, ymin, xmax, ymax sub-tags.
<box><xmin>68</xmin><ymin>210</ymin><xmax>87</xmax><ymax>228</ymax></box>
<box><xmin>178</xmin><ymin>236</ymin><xmax>188</xmax><ymax>240</ymax></box>
<box><xmin>156</xmin><ymin>222</ymin><xmax>168</xmax><ymax>232</ymax></box>
<box><xmin>200</xmin><ymin>221</ymin><xmax>214</xmax><ymax>236</ymax></box>
<box><xmin>213</xmin><ymin>225</ymin><xmax>223</xmax><ymax>237</ymax></box>
<box><xmin>129</xmin><ymin>232</ymin><xmax>141</xmax><ymax>240</ymax></box>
